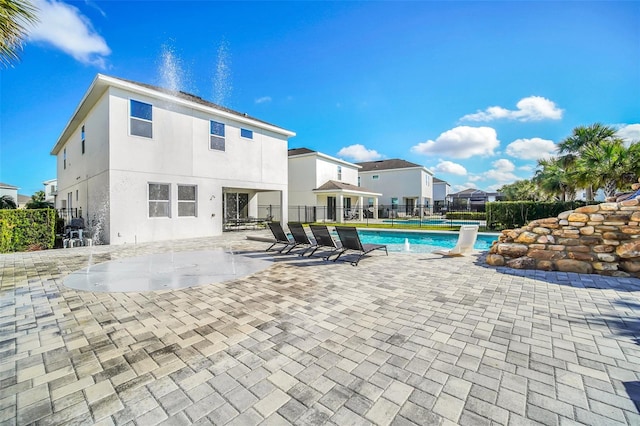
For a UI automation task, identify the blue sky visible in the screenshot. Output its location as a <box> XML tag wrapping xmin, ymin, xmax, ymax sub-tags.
<box><xmin>2</xmin><ymin>1</ymin><xmax>639</xmax><ymax>196</ymax></box>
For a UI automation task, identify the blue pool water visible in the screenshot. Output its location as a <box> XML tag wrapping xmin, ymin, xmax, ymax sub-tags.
<box><xmin>381</xmin><ymin>219</ymin><xmax>481</xmax><ymax>226</ymax></box>
<box><xmin>356</xmin><ymin>229</ymin><xmax>497</xmax><ymax>253</ymax></box>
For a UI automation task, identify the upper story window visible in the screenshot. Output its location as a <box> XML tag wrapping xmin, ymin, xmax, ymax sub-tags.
<box><xmin>63</xmin><ymin>148</ymin><xmax>67</xmax><ymax>169</ymax></box>
<box><xmin>372</xmin><ymin>175</ymin><xmax>379</xmax><ymax>180</ymax></box>
<box><xmin>178</xmin><ymin>185</ymin><xmax>197</xmax><ymax>217</ymax></box>
<box><xmin>81</xmin><ymin>125</ymin><xmax>85</xmax><ymax>154</ymax></box>
<box><xmin>425</xmin><ymin>175</ymin><xmax>430</xmax><ymax>185</ymax></box>
<box><xmin>148</xmin><ymin>183</ymin><xmax>170</xmax><ymax>218</ymax></box>
<box><xmin>210</xmin><ymin>120</ymin><xmax>225</xmax><ymax>151</ymax></box>
<box><xmin>337</xmin><ymin>166</ymin><xmax>342</xmax><ymax>181</ymax></box>
<box><xmin>358</xmin><ymin>176</ymin><xmax>361</xmax><ymax>187</ymax></box>
<box><xmin>130</xmin><ymin>100</ymin><xmax>153</xmax><ymax>138</ymax></box>
<box><xmin>240</xmin><ymin>128</ymin><xmax>253</xmax><ymax>139</ymax></box>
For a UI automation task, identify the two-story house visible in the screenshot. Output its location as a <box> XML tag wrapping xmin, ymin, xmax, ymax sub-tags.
<box><xmin>433</xmin><ymin>177</ymin><xmax>451</xmax><ymax>213</ymax></box>
<box><xmin>356</xmin><ymin>159</ymin><xmax>434</xmax><ymax>217</ymax></box>
<box><xmin>43</xmin><ymin>179</ymin><xmax>57</xmax><ymax>204</ymax></box>
<box><xmin>261</xmin><ymin>148</ymin><xmax>380</xmax><ymax>223</ymax></box>
<box><xmin>51</xmin><ymin>74</ymin><xmax>295</xmax><ymax>244</ymax></box>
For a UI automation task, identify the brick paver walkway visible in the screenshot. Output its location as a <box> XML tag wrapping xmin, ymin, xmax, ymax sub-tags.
<box><xmin>1</xmin><ymin>231</ymin><xmax>639</xmax><ymax>425</ymax></box>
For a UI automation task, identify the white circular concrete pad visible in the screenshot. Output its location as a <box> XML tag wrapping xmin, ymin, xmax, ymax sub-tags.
<box><xmin>63</xmin><ymin>249</ymin><xmax>272</xmax><ymax>293</ymax></box>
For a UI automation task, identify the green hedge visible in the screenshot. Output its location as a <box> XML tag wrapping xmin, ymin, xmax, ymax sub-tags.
<box><xmin>486</xmin><ymin>201</ymin><xmax>587</xmax><ymax>230</ymax></box>
<box><xmin>445</xmin><ymin>211</ymin><xmax>486</xmax><ymax>220</ymax></box>
<box><xmin>0</xmin><ymin>209</ymin><xmax>56</xmax><ymax>253</ymax></box>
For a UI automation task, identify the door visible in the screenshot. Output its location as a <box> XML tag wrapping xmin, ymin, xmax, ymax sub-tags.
<box><xmin>224</xmin><ymin>192</ymin><xmax>249</xmax><ymax>221</ymax></box>
<box><xmin>327</xmin><ymin>196</ymin><xmax>336</xmax><ymax>221</ymax></box>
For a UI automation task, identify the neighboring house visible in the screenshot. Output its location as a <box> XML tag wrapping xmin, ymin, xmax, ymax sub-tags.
<box><xmin>261</xmin><ymin>148</ymin><xmax>381</xmax><ymax>223</ymax></box>
<box><xmin>17</xmin><ymin>194</ymin><xmax>31</xmax><ymax>208</ymax></box>
<box><xmin>433</xmin><ymin>177</ymin><xmax>451</xmax><ymax>212</ymax></box>
<box><xmin>51</xmin><ymin>74</ymin><xmax>295</xmax><ymax>245</ymax></box>
<box><xmin>43</xmin><ymin>179</ymin><xmax>57</xmax><ymax>204</ymax></box>
<box><xmin>576</xmin><ymin>188</ymin><xmax>606</xmax><ymax>202</ymax></box>
<box><xmin>0</xmin><ymin>182</ymin><xmax>19</xmax><ymax>207</ymax></box>
<box><xmin>448</xmin><ymin>188</ymin><xmax>501</xmax><ymax>211</ymax></box>
<box><xmin>356</xmin><ymin>159</ymin><xmax>434</xmax><ymax>217</ymax></box>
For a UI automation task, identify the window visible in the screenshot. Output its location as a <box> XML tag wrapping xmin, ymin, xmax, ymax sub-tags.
<box><xmin>63</xmin><ymin>148</ymin><xmax>66</xmax><ymax>169</ymax></box>
<box><xmin>372</xmin><ymin>175</ymin><xmax>379</xmax><ymax>180</ymax></box>
<box><xmin>130</xmin><ymin>100</ymin><xmax>153</xmax><ymax>138</ymax></box>
<box><xmin>425</xmin><ymin>175</ymin><xmax>430</xmax><ymax>185</ymax></box>
<box><xmin>358</xmin><ymin>176</ymin><xmax>361</xmax><ymax>187</ymax></box>
<box><xmin>368</xmin><ymin>198</ymin><xmax>374</xmax><ymax>207</ymax></box>
<box><xmin>148</xmin><ymin>183</ymin><xmax>170</xmax><ymax>217</ymax></box>
<box><xmin>337</xmin><ymin>166</ymin><xmax>342</xmax><ymax>180</ymax></box>
<box><xmin>240</xmin><ymin>128</ymin><xmax>253</xmax><ymax>139</ymax></box>
<box><xmin>210</xmin><ymin>120</ymin><xmax>225</xmax><ymax>151</ymax></box>
<box><xmin>391</xmin><ymin>197</ymin><xmax>399</xmax><ymax>210</ymax></box>
<box><xmin>178</xmin><ymin>185</ymin><xmax>197</xmax><ymax>217</ymax></box>
<box><xmin>81</xmin><ymin>125</ymin><xmax>85</xmax><ymax>154</ymax></box>
<box><xmin>76</xmin><ymin>190</ymin><xmax>78</xmax><ymax>201</ymax></box>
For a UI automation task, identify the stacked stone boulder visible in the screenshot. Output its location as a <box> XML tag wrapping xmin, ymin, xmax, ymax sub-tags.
<box><xmin>486</xmin><ymin>198</ymin><xmax>640</xmax><ymax>278</ymax></box>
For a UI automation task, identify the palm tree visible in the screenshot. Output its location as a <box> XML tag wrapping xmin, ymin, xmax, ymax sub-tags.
<box><xmin>0</xmin><ymin>195</ymin><xmax>17</xmax><ymax>209</ymax></box>
<box><xmin>25</xmin><ymin>190</ymin><xmax>53</xmax><ymax>209</ymax></box>
<box><xmin>533</xmin><ymin>157</ymin><xmax>576</xmax><ymax>201</ymax></box>
<box><xmin>557</xmin><ymin>123</ymin><xmax>619</xmax><ymax>201</ymax></box>
<box><xmin>0</xmin><ymin>0</ymin><xmax>38</xmax><ymax>67</ymax></box>
<box><xmin>579</xmin><ymin>140</ymin><xmax>636</xmax><ymax>198</ymax></box>
<box><xmin>499</xmin><ymin>179</ymin><xmax>548</xmax><ymax>201</ymax></box>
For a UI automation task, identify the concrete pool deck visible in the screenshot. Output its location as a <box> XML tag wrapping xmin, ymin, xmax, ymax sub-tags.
<box><xmin>1</xmin><ymin>229</ymin><xmax>640</xmax><ymax>425</ymax></box>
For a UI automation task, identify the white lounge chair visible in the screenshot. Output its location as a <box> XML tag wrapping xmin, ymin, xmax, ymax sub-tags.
<box><xmin>433</xmin><ymin>225</ymin><xmax>479</xmax><ymax>256</ymax></box>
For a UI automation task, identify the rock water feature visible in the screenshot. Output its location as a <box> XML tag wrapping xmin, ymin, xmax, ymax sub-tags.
<box><xmin>486</xmin><ymin>197</ymin><xmax>640</xmax><ymax>278</ymax></box>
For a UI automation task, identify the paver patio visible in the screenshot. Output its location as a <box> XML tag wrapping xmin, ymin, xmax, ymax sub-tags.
<box><xmin>1</xmin><ymin>230</ymin><xmax>639</xmax><ymax>425</ymax></box>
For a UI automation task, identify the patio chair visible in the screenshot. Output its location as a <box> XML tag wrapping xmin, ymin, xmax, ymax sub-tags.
<box><xmin>308</xmin><ymin>224</ymin><xmax>341</xmax><ymax>259</ymax></box>
<box><xmin>287</xmin><ymin>222</ymin><xmax>316</xmax><ymax>256</ymax></box>
<box><xmin>432</xmin><ymin>225</ymin><xmax>479</xmax><ymax>256</ymax></box>
<box><xmin>333</xmin><ymin>226</ymin><xmax>388</xmax><ymax>266</ymax></box>
<box><xmin>266</xmin><ymin>222</ymin><xmax>297</xmax><ymax>254</ymax></box>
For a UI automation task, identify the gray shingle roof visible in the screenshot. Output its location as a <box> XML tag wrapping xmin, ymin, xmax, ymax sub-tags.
<box><xmin>314</xmin><ymin>180</ymin><xmax>376</xmax><ymax>193</ymax></box>
<box><xmin>288</xmin><ymin>148</ymin><xmax>316</xmax><ymax>156</ymax></box>
<box><xmin>356</xmin><ymin>159</ymin><xmax>423</xmax><ymax>172</ymax></box>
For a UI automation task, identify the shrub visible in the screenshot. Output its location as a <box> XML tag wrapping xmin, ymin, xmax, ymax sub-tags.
<box><xmin>445</xmin><ymin>211</ymin><xmax>486</xmax><ymax>220</ymax></box>
<box><xmin>486</xmin><ymin>201</ymin><xmax>587</xmax><ymax>230</ymax></box>
<box><xmin>0</xmin><ymin>209</ymin><xmax>56</xmax><ymax>253</ymax></box>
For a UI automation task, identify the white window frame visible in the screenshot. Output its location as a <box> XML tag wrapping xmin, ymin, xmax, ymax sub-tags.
<box><xmin>130</xmin><ymin>99</ymin><xmax>153</xmax><ymax>139</ymax></box>
<box><xmin>337</xmin><ymin>165</ymin><xmax>342</xmax><ymax>181</ymax></box>
<box><xmin>372</xmin><ymin>175</ymin><xmax>379</xmax><ymax>180</ymax></box>
<box><xmin>148</xmin><ymin>183</ymin><xmax>171</xmax><ymax>218</ymax></box>
<box><xmin>210</xmin><ymin>120</ymin><xmax>225</xmax><ymax>151</ymax></box>
<box><xmin>177</xmin><ymin>184</ymin><xmax>197</xmax><ymax>217</ymax></box>
<box><xmin>240</xmin><ymin>128</ymin><xmax>253</xmax><ymax>139</ymax></box>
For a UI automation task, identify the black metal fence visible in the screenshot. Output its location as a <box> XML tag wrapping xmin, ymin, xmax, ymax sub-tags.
<box><xmin>233</xmin><ymin>204</ymin><xmax>486</xmax><ymax>231</ymax></box>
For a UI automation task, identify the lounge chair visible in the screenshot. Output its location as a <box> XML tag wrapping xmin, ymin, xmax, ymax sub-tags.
<box><xmin>333</xmin><ymin>226</ymin><xmax>388</xmax><ymax>266</ymax></box>
<box><xmin>266</xmin><ymin>222</ymin><xmax>297</xmax><ymax>253</ymax></box>
<box><xmin>308</xmin><ymin>224</ymin><xmax>341</xmax><ymax>259</ymax></box>
<box><xmin>432</xmin><ymin>225</ymin><xmax>479</xmax><ymax>256</ymax></box>
<box><xmin>287</xmin><ymin>222</ymin><xmax>316</xmax><ymax>256</ymax></box>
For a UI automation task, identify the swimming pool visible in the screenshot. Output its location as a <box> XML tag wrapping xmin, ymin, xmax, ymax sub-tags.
<box><xmin>381</xmin><ymin>219</ymin><xmax>481</xmax><ymax>226</ymax></box>
<box><xmin>356</xmin><ymin>229</ymin><xmax>497</xmax><ymax>253</ymax></box>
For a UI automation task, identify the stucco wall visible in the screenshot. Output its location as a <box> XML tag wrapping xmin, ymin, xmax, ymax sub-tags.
<box><xmin>486</xmin><ymin>199</ymin><xmax>640</xmax><ymax>278</ymax></box>
<box><xmin>359</xmin><ymin>168</ymin><xmax>433</xmax><ymax>206</ymax></box>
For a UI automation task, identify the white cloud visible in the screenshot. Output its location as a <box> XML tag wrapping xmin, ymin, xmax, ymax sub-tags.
<box><xmin>492</xmin><ymin>159</ymin><xmax>515</xmax><ymax>172</ymax></box>
<box><xmin>410</xmin><ymin>126</ymin><xmax>499</xmax><ymax>159</ymax></box>
<box><xmin>518</xmin><ymin>165</ymin><xmax>534</xmax><ymax>172</ymax></box>
<box><xmin>255</xmin><ymin>96</ymin><xmax>272</xmax><ymax>104</ymax></box>
<box><xmin>617</xmin><ymin>123</ymin><xmax>640</xmax><ymax>144</ymax></box>
<box><xmin>337</xmin><ymin>144</ymin><xmax>383</xmax><ymax>162</ymax></box>
<box><xmin>432</xmin><ymin>160</ymin><xmax>467</xmax><ymax>176</ymax></box>
<box><xmin>467</xmin><ymin>175</ymin><xmax>482</xmax><ymax>182</ymax></box>
<box><xmin>453</xmin><ymin>184</ymin><xmax>473</xmax><ymax>192</ymax></box>
<box><xmin>460</xmin><ymin>96</ymin><xmax>563</xmax><ymax>122</ymax></box>
<box><xmin>29</xmin><ymin>0</ymin><xmax>110</xmax><ymax>67</ymax></box>
<box><xmin>506</xmin><ymin>138</ymin><xmax>557</xmax><ymax>160</ymax></box>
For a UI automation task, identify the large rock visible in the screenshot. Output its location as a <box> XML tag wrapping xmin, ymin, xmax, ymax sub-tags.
<box><xmin>620</xmin><ymin>261</ymin><xmax>640</xmax><ymax>273</ymax></box>
<box><xmin>528</xmin><ymin>249</ymin><xmax>565</xmax><ymax>261</ymax></box>
<box><xmin>486</xmin><ymin>254</ymin><xmax>505</xmax><ymax>266</ymax></box>
<box><xmin>616</xmin><ymin>241</ymin><xmax>640</xmax><ymax>259</ymax></box>
<box><xmin>575</xmin><ymin>205</ymin><xmax>600</xmax><ymax>214</ymax></box>
<box><xmin>556</xmin><ymin>259</ymin><xmax>593</xmax><ymax>274</ymax></box>
<box><xmin>496</xmin><ymin>243</ymin><xmax>529</xmax><ymax>258</ymax></box>
<box><xmin>506</xmin><ymin>257</ymin><xmax>536</xmax><ymax>269</ymax></box>
<box><xmin>515</xmin><ymin>232</ymin><xmax>539</xmax><ymax>244</ymax></box>
<box><xmin>568</xmin><ymin>213</ymin><xmax>589</xmax><ymax>223</ymax></box>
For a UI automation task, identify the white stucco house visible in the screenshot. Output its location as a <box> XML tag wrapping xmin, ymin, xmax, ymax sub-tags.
<box><xmin>356</xmin><ymin>159</ymin><xmax>434</xmax><ymax>217</ymax></box>
<box><xmin>0</xmin><ymin>183</ymin><xmax>19</xmax><ymax>207</ymax></box>
<box><xmin>43</xmin><ymin>179</ymin><xmax>57</xmax><ymax>204</ymax></box>
<box><xmin>260</xmin><ymin>148</ymin><xmax>381</xmax><ymax>223</ymax></box>
<box><xmin>433</xmin><ymin>177</ymin><xmax>451</xmax><ymax>212</ymax></box>
<box><xmin>51</xmin><ymin>74</ymin><xmax>295</xmax><ymax>245</ymax></box>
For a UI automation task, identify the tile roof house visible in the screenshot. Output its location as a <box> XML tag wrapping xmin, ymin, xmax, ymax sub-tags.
<box><xmin>51</xmin><ymin>74</ymin><xmax>295</xmax><ymax>244</ymax></box>
<box><xmin>261</xmin><ymin>148</ymin><xmax>381</xmax><ymax>222</ymax></box>
<box><xmin>356</xmin><ymin>159</ymin><xmax>435</xmax><ymax>216</ymax></box>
